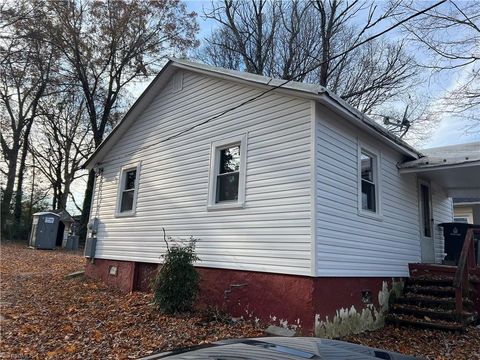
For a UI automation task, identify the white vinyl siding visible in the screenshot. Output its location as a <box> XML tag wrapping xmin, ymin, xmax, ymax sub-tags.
<box><xmin>90</xmin><ymin>70</ymin><xmax>313</xmax><ymax>276</ymax></box>
<box><xmin>432</xmin><ymin>183</ymin><xmax>453</xmax><ymax>263</ymax></box>
<box><xmin>315</xmin><ymin>104</ymin><xmax>421</xmax><ymax>277</ymax></box>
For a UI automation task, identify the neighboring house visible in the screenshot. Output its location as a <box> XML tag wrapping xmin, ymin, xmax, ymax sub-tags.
<box><xmin>453</xmin><ymin>198</ymin><xmax>480</xmax><ymax>224</ymax></box>
<box><xmin>83</xmin><ymin>59</ymin><xmax>480</xmax><ymax>335</ymax></box>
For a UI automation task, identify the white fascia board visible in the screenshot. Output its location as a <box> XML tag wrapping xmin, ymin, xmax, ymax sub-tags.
<box><xmin>170</xmin><ymin>62</ymin><xmax>323</xmax><ymax>100</ymax></box>
<box><xmin>399</xmin><ymin>160</ymin><xmax>480</xmax><ymax>174</ymax></box>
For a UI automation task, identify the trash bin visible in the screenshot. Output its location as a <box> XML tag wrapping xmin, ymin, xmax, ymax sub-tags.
<box><xmin>65</xmin><ymin>235</ymin><xmax>79</xmax><ymax>250</ymax></box>
<box><xmin>439</xmin><ymin>223</ymin><xmax>480</xmax><ymax>265</ymax></box>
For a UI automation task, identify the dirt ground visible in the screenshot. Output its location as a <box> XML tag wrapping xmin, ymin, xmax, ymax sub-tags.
<box><xmin>1</xmin><ymin>242</ymin><xmax>479</xmax><ymax>359</ymax></box>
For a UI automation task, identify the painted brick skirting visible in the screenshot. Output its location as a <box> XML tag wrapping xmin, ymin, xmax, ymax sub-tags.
<box><xmin>85</xmin><ymin>258</ymin><xmax>400</xmax><ymax>334</ymax></box>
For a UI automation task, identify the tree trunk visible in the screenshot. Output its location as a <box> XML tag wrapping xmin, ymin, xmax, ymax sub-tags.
<box><xmin>27</xmin><ymin>158</ymin><xmax>36</xmax><ymax>221</ymax></box>
<box><xmin>78</xmin><ymin>170</ymin><xmax>95</xmax><ymax>243</ymax></box>
<box><xmin>58</xmin><ymin>181</ymin><xmax>70</xmax><ymax>210</ymax></box>
<box><xmin>1</xmin><ymin>149</ymin><xmax>18</xmax><ymax>238</ymax></box>
<box><xmin>13</xmin><ymin>142</ymin><xmax>30</xmax><ymax>238</ymax></box>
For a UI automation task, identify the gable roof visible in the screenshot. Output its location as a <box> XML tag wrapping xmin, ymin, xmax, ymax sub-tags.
<box><xmin>84</xmin><ymin>58</ymin><xmax>422</xmax><ymax>170</ymax></box>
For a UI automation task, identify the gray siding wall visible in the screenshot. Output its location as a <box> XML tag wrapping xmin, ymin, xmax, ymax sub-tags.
<box><xmin>432</xmin><ymin>183</ymin><xmax>453</xmax><ymax>263</ymax></box>
<box><xmin>315</xmin><ymin>104</ymin><xmax>423</xmax><ymax>277</ymax></box>
<box><xmin>90</xmin><ymin>70</ymin><xmax>314</xmax><ymax>276</ymax></box>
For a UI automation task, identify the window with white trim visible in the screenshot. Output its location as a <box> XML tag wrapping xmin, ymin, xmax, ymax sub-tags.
<box><xmin>208</xmin><ymin>134</ymin><xmax>247</xmax><ymax>209</ymax></box>
<box><xmin>116</xmin><ymin>163</ymin><xmax>140</xmax><ymax>216</ymax></box>
<box><xmin>358</xmin><ymin>147</ymin><xmax>380</xmax><ymax>215</ymax></box>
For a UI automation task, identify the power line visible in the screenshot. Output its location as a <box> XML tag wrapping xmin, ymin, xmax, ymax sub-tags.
<box><xmin>97</xmin><ymin>0</ymin><xmax>446</xmax><ymax>166</ymax></box>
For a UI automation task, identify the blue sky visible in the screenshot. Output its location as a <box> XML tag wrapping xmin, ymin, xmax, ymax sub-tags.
<box><xmin>181</xmin><ymin>0</ymin><xmax>480</xmax><ymax>149</ymax></box>
<box><xmin>67</xmin><ymin>0</ymin><xmax>479</xmax><ymax>214</ymax></box>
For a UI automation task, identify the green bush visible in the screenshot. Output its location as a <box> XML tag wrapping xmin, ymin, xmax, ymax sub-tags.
<box><xmin>153</xmin><ymin>236</ymin><xmax>200</xmax><ymax>314</ymax></box>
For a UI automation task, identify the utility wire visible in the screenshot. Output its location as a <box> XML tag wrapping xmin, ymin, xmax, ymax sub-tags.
<box><xmin>97</xmin><ymin>0</ymin><xmax>446</xmax><ymax>166</ymax></box>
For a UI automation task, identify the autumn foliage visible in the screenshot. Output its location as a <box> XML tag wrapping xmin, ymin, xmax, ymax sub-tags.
<box><xmin>0</xmin><ymin>243</ymin><xmax>262</xmax><ymax>359</ymax></box>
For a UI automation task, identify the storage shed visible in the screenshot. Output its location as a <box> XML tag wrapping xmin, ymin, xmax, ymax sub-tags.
<box><xmin>50</xmin><ymin>209</ymin><xmax>75</xmax><ymax>247</ymax></box>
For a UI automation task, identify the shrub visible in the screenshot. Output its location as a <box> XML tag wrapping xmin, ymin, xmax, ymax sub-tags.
<box><xmin>153</xmin><ymin>235</ymin><xmax>200</xmax><ymax>314</ymax></box>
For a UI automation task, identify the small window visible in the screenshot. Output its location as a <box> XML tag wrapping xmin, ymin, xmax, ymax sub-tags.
<box><xmin>116</xmin><ymin>163</ymin><xmax>140</xmax><ymax>216</ymax></box>
<box><xmin>208</xmin><ymin>134</ymin><xmax>247</xmax><ymax>210</ymax></box>
<box><xmin>361</xmin><ymin>152</ymin><xmax>376</xmax><ymax>212</ymax></box>
<box><xmin>358</xmin><ymin>144</ymin><xmax>381</xmax><ymax>218</ymax></box>
<box><xmin>216</xmin><ymin>145</ymin><xmax>241</xmax><ymax>202</ymax></box>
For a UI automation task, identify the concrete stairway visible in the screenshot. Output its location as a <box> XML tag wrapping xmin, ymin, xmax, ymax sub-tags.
<box><xmin>386</xmin><ymin>266</ymin><xmax>479</xmax><ymax>331</ymax></box>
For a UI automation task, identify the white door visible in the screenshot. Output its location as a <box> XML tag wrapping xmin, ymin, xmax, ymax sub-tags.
<box><xmin>419</xmin><ymin>180</ymin><xmax>435</xmax><ymax>263</ymax></box>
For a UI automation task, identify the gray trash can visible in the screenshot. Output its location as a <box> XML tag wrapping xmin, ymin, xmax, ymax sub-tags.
<box><xmin>65</xmin><ymin>235</ymin><xmax>79</xmax><ymax>250</ymax></box>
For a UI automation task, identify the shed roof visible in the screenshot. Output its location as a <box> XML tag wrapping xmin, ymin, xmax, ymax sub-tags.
<box><xmin>33</xmin><ymin>212</ymin><xmax>60</xmax><ymax>217</ymax></box>
<box><xmin>84</xmin><ymin>58</ymin><xmax>422</xmax><ymax>170</ymax></box>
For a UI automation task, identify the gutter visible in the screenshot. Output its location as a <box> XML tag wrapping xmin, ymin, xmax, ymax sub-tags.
<box><xmin>317</xmin><ymin>92</ymin><xmax>421</xmax><ymax>159</ymax></box>
<box><xmin>398</xmin><ymin>159</ymin><xmax>480</xmax><ymax>173</ymax></box>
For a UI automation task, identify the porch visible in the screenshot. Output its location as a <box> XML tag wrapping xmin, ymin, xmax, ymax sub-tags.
<box><xmin>388</xmin><ymin>228</ymin><xmax>480</xmax><ymax>331</ymax></box>
<box><xmin>391</xmin><ymin>142</ymin><xmax>480</xmax><ymax>330</ymax></box>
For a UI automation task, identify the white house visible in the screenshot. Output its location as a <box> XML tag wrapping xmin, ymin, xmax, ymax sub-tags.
<box><xmin>83</xmin><ymin>58</ymin><xmax>480</xmax><ymax>335</ymax></box>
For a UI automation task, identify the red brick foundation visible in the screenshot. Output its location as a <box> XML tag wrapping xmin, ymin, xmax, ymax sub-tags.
<box><xmin>85</xmin><ymin>258</ymin><xmax>397</xmax><ymax>334</ymax></box>
<box><xmin>85</xmin><ymin>258</ymin><xmax>136</xmax><ymax>293</ymax></box>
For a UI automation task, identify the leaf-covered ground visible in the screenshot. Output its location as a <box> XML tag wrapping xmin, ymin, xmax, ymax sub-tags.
<box><xmin>343</xmin><ymin>325</ymin><xmax>480</xmax><ymax>359</ymax></box>
<box><xmin>0</xmin><ymin>243</ymin><xmax>263</xmax><ymax>359</ymax></box>
<box><xmin>1</xmin><ymin>242</ymin><xmax>479</xmax><ymax>359</ymax></box>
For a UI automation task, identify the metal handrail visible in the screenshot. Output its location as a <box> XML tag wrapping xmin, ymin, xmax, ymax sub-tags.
<box><xmin>452</xmin><ymin>228</ymin><xmax>478</xmax><ymax>316</ymax></box>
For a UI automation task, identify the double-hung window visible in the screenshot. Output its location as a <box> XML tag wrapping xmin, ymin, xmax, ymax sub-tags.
<box><xmin>358</xmin><ymin>145</ymin><xmax>381</xmax><ymax>218</ymax></box>
<box><xmin>116</xmin><ymin>163</ymin><xmax>140</xmax><ymax>216</ymax></box>
<box><xmin>208</xmin><ymin>134</ymin><xmax>247</xmax><ymax>209</ymax></box>
<box><xmin>217</xmin><ymin>145</ymin><xmax>241</xmax><ymax>202</ymax></box>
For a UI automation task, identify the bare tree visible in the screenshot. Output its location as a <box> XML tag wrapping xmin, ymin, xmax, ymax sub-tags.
<box><xmin>41</xmin><ymin>0</ymin><xmax>199</xmax><ymax>239</ymax></box>
<box><xmin>31</xmin><ymin>91</ymin><xmax>94</xmax><ymax>211</ymax></box>
<box><xmin>203</xmin><ymin>0</ymin><xmax>279</xmax><ymax>75</ymax></box>
<box><xmin>402</xmin><ymin>0</ymin><xmax>480</xmax><ymax>132</ymax></box>
<box><xmin>202</xmin><ymin>0</ymin><xmax>321</xmax><ymax>80</ymax></box>
<box><xmin>0</xmin><ymin>1</ymin><xmax>57</xmax><ymax>236</ymax></box>
<box><xmin>200</xmin><ymin>0</ymin><xmax>420</xmax><ymax>125</ymax></box>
